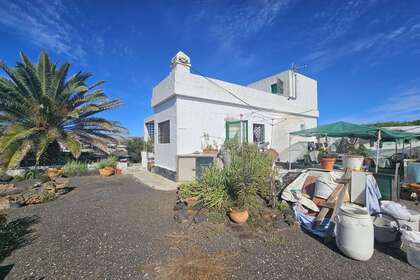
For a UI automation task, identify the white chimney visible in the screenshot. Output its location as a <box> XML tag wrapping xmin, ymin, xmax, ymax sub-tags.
<box><xmin>170</xmin><ymin>51</ymin><xmax>191</xmax><ymax>74</ymax></box>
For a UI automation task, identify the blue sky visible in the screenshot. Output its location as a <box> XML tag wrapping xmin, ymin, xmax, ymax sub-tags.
<box><xmin>0</xmin><ymin>0</ymin><xmax>419</xmax><ymax>136</ymax></box>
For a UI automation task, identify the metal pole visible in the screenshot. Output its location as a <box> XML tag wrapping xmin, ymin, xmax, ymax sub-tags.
<box><xmin>288</xmin><ymin>134</ymin><xmax>292</xmax><ymax>170</ymax></box>
<box><xmin>376</xmin><ymin>130</ymin><xmax>381</xmax><ymax>174</ymax></box>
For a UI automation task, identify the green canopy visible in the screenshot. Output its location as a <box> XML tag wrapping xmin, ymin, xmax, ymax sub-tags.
<box><xmin>376</xmin><ymin>127</ymin><xmax>419</xmax><ymax>142</ymax></box>
<box><xmin>290</xmin><ymin>121</ymin><xmax>419</xmax><ymax>142</ymax></box>
<box><xmin>290</xmin><ymin>121</ymin><xmax>378</xmax><ymax>139</ymax></box>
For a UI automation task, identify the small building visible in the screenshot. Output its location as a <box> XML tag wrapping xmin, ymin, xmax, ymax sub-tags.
<box><xmin>144</xmin><ymin>51</ymin><xmax>319</xmax><ymax>180</ymax></box>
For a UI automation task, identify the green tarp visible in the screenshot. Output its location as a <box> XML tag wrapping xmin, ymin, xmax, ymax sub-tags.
<box><xmin>290</xmin><ymin>121</ymin><xmax>419</xmax><ymax>142</ymax></box>
<box><xmin>290</xmin><ymin>121</ymin><xmax>378</xmax><ymax>139</ymax></box>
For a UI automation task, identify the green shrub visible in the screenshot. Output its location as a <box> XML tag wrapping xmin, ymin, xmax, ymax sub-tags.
<box><xmin>96</xmin><ymin>156</ymin><xmax>117</xmax><ymax>169</ymax></box>
<box><xmin>179</xmin><ymin>142</ymin><xmax>276</xmax><ymax>217</ymax></box>
<box><xmin>63</xmin><ymin>161</ymin><xmax>90</xmax><ymax>176</ymax></box>
<box><xmin>225</xmin><ymin>142</ymin><xmax>274</xmax><ymax>210</ymax></box>
<box><xmin>179</xmin><ymin>166</ymin><xmax>231</xmax><ymax>209</ymax></box>
<box><xmin>24</xmin><ymin>169</ymin><xmax>47</xmax><ymax>181</ymax></box>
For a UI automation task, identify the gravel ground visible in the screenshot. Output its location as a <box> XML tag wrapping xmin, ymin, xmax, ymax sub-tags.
<box><xmin>1</xmin><ymin>175</ymin><xmax>418</xmax><ymax>280</ymax></box>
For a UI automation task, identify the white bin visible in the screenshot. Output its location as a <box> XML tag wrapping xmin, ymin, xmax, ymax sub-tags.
<box><xmin>335</xmin><ymin>205</ymin><xmax>374</xmax><ymax>261</ymax></box>
<box><xmin>402</xmin><ymin>230</ymin><xmax>420</xmax><ymax>269</ymax></box>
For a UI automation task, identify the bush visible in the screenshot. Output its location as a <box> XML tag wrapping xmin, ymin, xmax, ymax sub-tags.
<box><xmin>179</xmin><ymin>166</ymin><xmax>231</xmax><ymax>209</ymax></box>
<box><xmin>179</xmin><ymin>141</ymin><xmax>276</xmax><ymax>215</ymax></box>
<box><xmin>96</xmin><ymin>156</ymin><xmax>117</xmax><ymax>169</ymax></box>
<box><xmin>63</xmin><ymin>161</ymin><xmax>90</xmax><ymax>177</ymax></box>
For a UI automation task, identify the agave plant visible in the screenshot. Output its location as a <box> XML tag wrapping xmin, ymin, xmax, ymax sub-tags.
<box><xmin>0</xmin><ymin>52</ymin><xmax>126</xmax><ymax>169</ymax></box>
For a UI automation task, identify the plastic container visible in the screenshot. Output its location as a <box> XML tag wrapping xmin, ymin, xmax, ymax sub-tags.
<box><xmin>398</xmin><ymin>209</ymin><xmax>420</xmax><ymax>232</ymax></box>
<box><xmin>313</xmin><ymin>174</ymin><xmax>337</xmax><ymax>199</ymax></box>
<box><xmin>335</xmin><ymin>205</ymin><xmax>374</xmax><ymax>261</ymax></box>
<box><xmin>343</xmin><ymin>155</ymin><xmax>364</xmax><ymax>171</ymax></box>
<box><xmin>402</xmin><ymin>230</ymin><xmax>420</xmax><ymax>269</ymax></box>
<box><xmin>381</xmin><ymin>201</ymin><xmax>420</xmax><ymax>231</ymax></box>
<box><xmin>373</xmin><ymin>214</ymin><xmax>399</xmax><ymax>243</ymax></box>
<box><xmin>407</xmin><ymin>162</ymin><xmax>420</xmax><ymax>183</ymax></box>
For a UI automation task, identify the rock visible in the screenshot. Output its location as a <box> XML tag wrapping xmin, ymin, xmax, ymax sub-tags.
<box><xmin>0</xmin><ymin>184</ymin><xmax>16</xmax><ymax>192</ymax></box>
<box><xmin>52</xmin><ymin>177</ymin><xmax>70</xmax><ymax>189</ymax></box>
<box><xmin>173</xmin><ymin>200</ymin><xmax>187</xmax><ymax>211</ymax></box>
<box><xmin>174</xmin><ymin>210</ymin><xmax>189</xmax><ymax>223</ymax></box>
<box><xmin>260</xmin><ymin>210</ymin><xmax>275</xmax><ymax>222</ymax></box>
<box><xmin>0</xmin><ymin>197</ymin><xmax>10</xmax><ymax>210</ymax></box>
<box><xmin>7</xmin><ymin>194</ymin><xmax>25</xmax><ymax>205</ymax></box>
<box><xmin>9</xmin><ymin>202</ymin><xmax>22</xmax><ymax>209</ymax></box>
<box><xmin>22</xmin><ymin>185</ymin><xmax>56</xmax><ymax>205</ymax></box>
<box><xmin>0</xmin><ymin>173</ymin><xmax>13</xmax><ymax>183</ymax></box>
<box><xmin>193</xmin><ymin>214</ymin><xmax>208</xmax><ymax>224</ymax></box>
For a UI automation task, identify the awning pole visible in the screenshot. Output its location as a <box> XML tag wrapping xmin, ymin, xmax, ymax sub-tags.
<box><xmin>288</xmin><ymin>134</ymin><xmax>292</xmax><ymax>170</ymax></box>
<box><xmin>376</xmin><ymin>130</ymin><xmax>381</xmax><ymax>173</ymax></box>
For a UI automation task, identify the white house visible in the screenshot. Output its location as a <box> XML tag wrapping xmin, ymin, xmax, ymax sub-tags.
<box><xmin>144</xmin><ymin>51</ymin><xmax>319</xmax><ymax>180</ymax></box>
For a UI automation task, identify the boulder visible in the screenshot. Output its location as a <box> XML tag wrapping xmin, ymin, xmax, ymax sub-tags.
<box><xmin>0</xmin><ymin>197</ymin><xmax>10</xmax><ymax>210</ymax></box>
<box><xmin>0</xmin><ymin>184</ymin><xmax>16</xmax><ymax>192</ymax></box>
<box><xmin>52</xmin><ymin>177</ymin><xmax>70</xmax><ymax>189</ymax></box>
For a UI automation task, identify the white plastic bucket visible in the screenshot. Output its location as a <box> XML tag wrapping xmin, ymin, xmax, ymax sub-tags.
<box><xmin>335</xmin><ymin>205</ymin><xmax>374</xmax><ymax>261</ymax></box>
<box><xmin>402</xmin><ymin>230</ymin><xmax>420</xmax><ymax>269</ymax></box>
<box><xmin>398</xmin><ymin>209</ymin><xmax>420</xmax><ymax>232</ymax></box>
<box><xmin>313</xmin><ymin>174</ymin><xmax>337</xmax><ymax>199</ymax></box>
<box><xmin>343</xmin><ymin>155</ymin><xmax>364</xmax><ymax>171</ymax></box>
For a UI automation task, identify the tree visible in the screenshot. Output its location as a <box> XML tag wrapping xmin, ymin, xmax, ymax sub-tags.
<box><xmin>0</xmin><ymin>52</ymin><xmax>126</xmax><ymax>169</ymax></box>
<box><xmin>127</xmin><ymin>137</ymin><xmax>144</xmax><ymax>163</ymax></box>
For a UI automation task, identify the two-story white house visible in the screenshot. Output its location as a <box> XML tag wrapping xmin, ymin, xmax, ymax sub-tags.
<box><xmin>144</xmin><ymin>51</ymin><xmax>319</xmax><ymax>180</ymax></box>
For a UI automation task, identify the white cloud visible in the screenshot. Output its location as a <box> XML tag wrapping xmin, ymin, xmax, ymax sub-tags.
<box><xmin>209</xmin><ymin>0</ymin><xmax>290</xmax><ymax>51</ymax></box>
<box><xmin>0</xmin><ymin>0</ymin><xmax>87</xmax><ymax>61</ymax></box>
<box><xmin>327</xmin><ymin>83</ymin><xmax>420</xmax><ymax>124</ymax></box>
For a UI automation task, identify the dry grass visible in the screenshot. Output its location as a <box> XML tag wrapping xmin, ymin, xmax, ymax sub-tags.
<box><xmin>154</xmin><ymin>249</ymin><xmax>226</xmax><ymax>280</ymax></box>
<box><xmin>141</xmin><ymin>232</ymin><xmax>227</xmax><ymax>280</ymax></box>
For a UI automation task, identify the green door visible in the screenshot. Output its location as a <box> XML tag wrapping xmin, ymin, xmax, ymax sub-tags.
<box><xmin>226</xmin><ymin>120</ymin><xmax>248</xmax><ymax>143</ymax></box>
<box><xmin>196</xmin><ymin>157</ymin><xmax>214</xmax><ymax>178</ymax></box>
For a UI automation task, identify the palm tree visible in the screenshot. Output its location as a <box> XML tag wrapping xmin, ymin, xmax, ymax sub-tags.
<box><xmin>0</xmin><ymin>52</ymin><xmax>126</xmax><ymax>169</ymax></box>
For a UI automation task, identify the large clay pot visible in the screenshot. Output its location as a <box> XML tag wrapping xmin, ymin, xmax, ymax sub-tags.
<box><xmin>228</xmin><ymin>208</ymin><xmax>249</xmax><ymax>224</ymax></box>
<box><xmin>99</xmin><ymin>167</ymin><xmax>114</xmax><ymax>177</ymax></box>
<box><xmin>47</xmin><ymin>168</ymin><xmax>63</xmax><ymax>178</ymax></box>
<box><xmin>320</xmin><ymin>157</ymin><xmax>336</xmax><ymax>171</ymax></box>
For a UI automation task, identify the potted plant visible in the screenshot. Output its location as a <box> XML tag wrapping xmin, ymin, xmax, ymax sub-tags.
<box><xmin>202</xmin><ymin>142</ymin><xmax>219</xmax><ymax>155</ymax></box>
<box><xmin>97</xmin><ymin>156</ymin><xmax>117</xmax><ymax>176</ymax></box>
<box><xmin>318</xmin><ymin>150</ymin><xmax>336</xmax><ymax>171</ymax></box>
<box><xmin>228</xmin><ymin>207</ymin><xmax>249</xmax><ymax>224</ymax></box>
<box><xmin>343</xmin><ymin>144</ymin><xmax>369</xmax><ymax>171</ymax></box>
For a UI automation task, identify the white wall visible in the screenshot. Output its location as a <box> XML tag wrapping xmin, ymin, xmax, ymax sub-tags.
<box><xmin>152</xmin><ymin>97</ymin><xmax>178</xmax><ymax>171</ymax></box>
<box><xmin>176</xmin><ymin>96</ymin><xmax>316</xmax><ymax>161</ymax></box>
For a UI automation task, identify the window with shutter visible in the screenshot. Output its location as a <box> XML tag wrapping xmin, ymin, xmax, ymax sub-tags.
<box><xmin>158</xmin><ymin>120</ymin><xmax>170</xmax><ymax>143</ymax></box>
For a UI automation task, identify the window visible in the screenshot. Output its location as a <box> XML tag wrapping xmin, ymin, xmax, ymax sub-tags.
<box><xmin>158</xmin><ymin>120</ymin><xmax>170</xmax><ymax>143</ymax></box>
<box><xmin>270</xmin><ymin>83</ymin><xmax>278</xmax><ymax>94</ymax></box>
<box><xmin>270</xmin><ymin>79</ymin><xmax>284</xmax><ymax>95</ymax></box>
<box><xmin>145</xmin><ymin>121</ymin><xmax>155</xmax><ymax>142</ymax></box>
<box><xmin>253</xmin><ymin>124</ymin><xmax>265</xmax><ymax>144</ymax></box>
<box><xmin>226</xmin><ymin>121</ymin><xmax>248</xmax><ymax>143</ymax></box>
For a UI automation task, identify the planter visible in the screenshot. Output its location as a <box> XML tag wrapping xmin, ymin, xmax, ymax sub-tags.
<box><xmin>228</xmin><ymin>208</ymin><xmax>249</xmax><ymax>224</ymax></box>
<box><xmin>202</xmin><ymin>148</ymin><xmax>218</xmax><ymax>155</ymax></box>
<box><xmin>320</xmin><ymin>157</ymin><xmax>336</xmax><ymax>171</ymax></box>
<box><xmin>115</xmin><ymin>168</ymin><xmax>123</xmax><ymax>175</ymax></box>
<box><xmin>343</xmin><ymin>155</ymin><xmax>364</xmax><ymax>171</ymax></box>
<box><xmin>99</xmin><ymin>167</ymin><xmax>114</xmax><ymax>177</ymax></box>
<box><xmin>47</xmin><ymin>168</ymin><xmax>63</xmax><ymax>178</ymax></box>
<box><xmin>185</xmin><ymin>196</ymin><xmax>199</xmax><ymax>208</ymax></box>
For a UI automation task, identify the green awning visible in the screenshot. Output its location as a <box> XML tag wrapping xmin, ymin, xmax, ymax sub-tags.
<box><xmin>290</xmin><ymin>121</ymin><xmax>378</xmax><ymax>139</ymax></box>
<box><xmin>290</xmin><ymin>121</ymin><xmax>419</xmax><ymax>142</ymax></box>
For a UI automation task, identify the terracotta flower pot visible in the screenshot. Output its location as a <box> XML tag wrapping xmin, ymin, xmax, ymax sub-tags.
<box><xmin>115</xmin><ymin>168</ymin><xmax>123</xmax><ymax>175</ymax></box>
<box><xmin>47</xmin><ymin>168</ymin><xmax>63</xmax><ymax>178</ymax></box>
<box><xmin>320</xmin><ymin>157</ymin><xmax>336</xmax><ymax>171</ymax></box>
<box><xmin>228</xmin><ymin>208</ymin><xmax>249</xmax><ymax>224</ymax></box>
<box><xmin>185</xmin><ymin>196</ymin><xmax>199</xmax><ymax>208</ymax></box>
<box><xmin>202</xmin><ymin>148</ymin><xmax>218</xmax><ymax>155</ymax></box>
<box><xmin>99</xmin><ymin>167</ymin><xmax>114</xmax><ymax>177</ymax></box>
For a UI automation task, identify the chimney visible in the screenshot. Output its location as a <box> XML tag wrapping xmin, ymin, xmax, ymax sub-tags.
<box><xmin>170</xmin><ymin>51</ymin><xmax>191</xmax><ymax>74</ymax></box>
